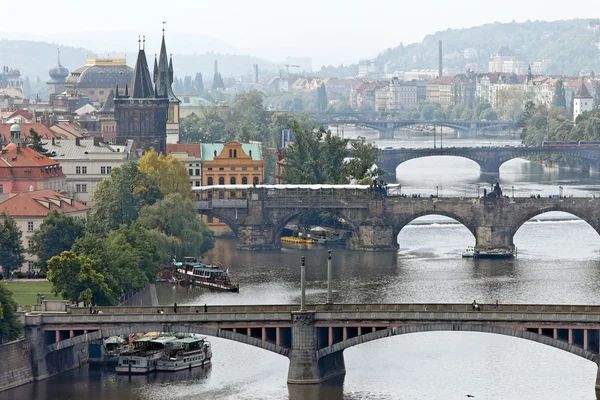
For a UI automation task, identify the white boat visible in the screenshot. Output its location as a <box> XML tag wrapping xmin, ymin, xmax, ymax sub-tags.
<box><xmin>173</xmin><ymin>257</ymin><xmax>239</xmax><ymax>292</ymax></box>
<box><xmin>116</xmin><ymin>336</ymin><xmax>176</xmax><ymax>375</ymax></box>
<box><xmin>462</xmin><ymin>247</ymin><xmax>475</xmax><ymax>258</ymax></box>
<box><xmin>157</xmin><ymin>337</ymin><xmax>212</xmax><ymax>372</ymax></box>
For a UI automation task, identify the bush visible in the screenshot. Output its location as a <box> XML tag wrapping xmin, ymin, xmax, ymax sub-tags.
<box><xmin>37</xmin><ymin>271</ymin><xmax>47</xmax><ymax>279</ymax></box>
<box><xmin>13</xmin><ymin>272</ymin><xmax>25</xmax><ymax>279</ymax></box>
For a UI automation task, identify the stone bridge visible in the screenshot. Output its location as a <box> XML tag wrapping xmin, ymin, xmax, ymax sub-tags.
<box><xmin>317</xmin><ymin>119</ymin><xmax>511</xmax><ymax>139</ymax></box>
<box><xmin>378</xmin><ymin>146</ymin><xmax>600</xmax><ymax>175</ymax></box>
<box><xmin>194</xmin><ymin>186</ymin><xmax>600</xmax><ymax>253</ymax></box>
<box><xmin>23</xmin><ymin>303</ymin><xmax>600</xmax><ymax>395</ymax></box>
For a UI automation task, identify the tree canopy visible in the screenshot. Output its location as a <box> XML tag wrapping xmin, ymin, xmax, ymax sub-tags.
<box><xmin>139</xmin><ymin>150</ymin><xmax>194</xmax><ymax>200</ymax></box>
<box><xmin>0</xmin><ymin>213</ymin><xmax>25</xmax><ymax>276</ymax></box>
<box><xmin>0</xmin><ymin>282</ymin><xmax>22</xmax><ymax>342</ymax></box>
<box><xmin>29</xmin><ymin>210</ymin><xmax>86</xmax><ymax>270</ymax></box>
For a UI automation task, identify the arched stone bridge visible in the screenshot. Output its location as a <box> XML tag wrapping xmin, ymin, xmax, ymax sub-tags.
<box><xmin>23</xmin><ymin>303</ymin><xmax>600</xmax><ymax>395</ymax></box>
<box><xmin>317</xmin><ymin>119</ymin><xmax>511</xmax><ymax>139</ymax></box>
<box><xmin>377</xmin><ymin>146</ymin><xmax>600</xmax><ymax>176</ymax></box>
<box><xmin>194</xmin><ymin>186</ymin><xmax>600</xmax><ymax>254</ymax></box>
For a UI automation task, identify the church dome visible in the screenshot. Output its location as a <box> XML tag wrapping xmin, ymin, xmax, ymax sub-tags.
<box><xmin>67</xmin><ymin>58</ymin><xmax>133</xmax><ymax>89</ymax></box>
<box><xmin>10</xmin><ymin>123</ymin><xmax>21</xmax><ymax>133</ymax></box>
<box><xmin>49</xmin><ymin>63</ymin><xmax>69</xmax><ymax>82</ymax></box>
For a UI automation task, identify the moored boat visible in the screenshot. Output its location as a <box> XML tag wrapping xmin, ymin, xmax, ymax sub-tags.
<box><xmin>462</xmin><ymin>247</ymin><xmax>475</xmax><ymax>258</ymax></box>
<box><xmin>173</xmin><ymin>257</ymin><xmax>239</xmax><ymax>292</ymax></box>
<box><xmin>116</xmin><ymin>336</ymin><xmax>176</xmax><ymax>375</ymax></box>
<box><xmin>156</xmin><ymin>337</ymin><xmax>212</xmax><ymax>372</ymax></box>
<box><xmin>474</xmin><ymin>249</ymin><xmax>514</xmax><ymax>259</ymax></box>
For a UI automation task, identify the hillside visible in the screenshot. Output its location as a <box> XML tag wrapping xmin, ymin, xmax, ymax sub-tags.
<box><xmin>377</xmin><ymin>19</ymin><xmax>600</xmax><ymax>75</ymax></box>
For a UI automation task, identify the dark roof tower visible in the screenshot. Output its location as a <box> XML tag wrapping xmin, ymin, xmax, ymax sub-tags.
<box><xmin>575</xmin><ymin>80</ymin><xmax>592</xmax><ymax>99</ymax></box>
<box><xmin>155</xmin><ymin>26</ymin><xmax>178</xmax><ymax>102</ymax></box>
<box><xmin>130</xmin><ymin>36</ymin><xmax>154</xmax><ymax>98</ymax></box>
<box><xmin>153</xmin><ymin>55</ymin><xmax>158</xmax><ymax>83</ymax></box>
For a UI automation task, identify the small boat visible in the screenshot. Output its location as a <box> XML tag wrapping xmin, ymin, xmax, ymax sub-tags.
<box><xmin>474</xmin><ymin>249</ymin><xmax>514</xmax><ymax>259</ymax></box>
<box><xmin>462</xmin><ymin>247</ymin><xmax>475</xmax><ymax>258</ymax></box>
<box><xmin>173</xmin><ymin>257</ymin><xmax>239</xmax><ymax>292</ymax></box>
<box><xmin>156</xmin><ymin>337</ymin><xmax>212</xmax><ymax>372</ymax></box>
<box><xmin>116</xmin><ymin>336</ymin><xmax>176</xmax><ymax>375</ymax></box>
<box><xmin>281</xmin><ymin>236</ymin><xmax>316</xmax><ymax>244</ymax></box>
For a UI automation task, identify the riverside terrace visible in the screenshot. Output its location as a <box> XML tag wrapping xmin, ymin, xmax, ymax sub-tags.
<box><xmin>376</xmin><ymin>145</ymin><xmax>600</xmax><ymax>176</ymax></box>
<box><xmin>193</xmin><ymin>184</ymin><xmax>600</xmax><ymax>255</ymax></box>
<box><xmin>22</xmin><ymin>302</ymin><xmax>600</xmax><ymax>395</ymax></box>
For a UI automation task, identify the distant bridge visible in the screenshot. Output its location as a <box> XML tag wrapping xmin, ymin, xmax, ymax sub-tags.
<box><xmin>25</xmin><ymin>302</ymin><xmax>600</xmax><ymax>393</ymax></box>
<box><xmin>378</xmin><ymin>146</ymin><xmax>600</xmax><ymax>175</ymax></box>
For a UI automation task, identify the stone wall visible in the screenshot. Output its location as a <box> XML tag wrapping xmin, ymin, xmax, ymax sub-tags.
<box><xmin>119</xmin><ymin>284</ymin><xmax>158</xmax><ymax>307</ymax></box>
<box><xmin>0</xmin><ymin>339</ymin><xmax>34</xmax><ymax>392</ymax></box>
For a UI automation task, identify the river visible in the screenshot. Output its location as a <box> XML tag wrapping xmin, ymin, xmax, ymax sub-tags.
<box><xmin>5</xmin><ymin>132</ymin><xmax>600</xmax><ymax>399</ymax></box>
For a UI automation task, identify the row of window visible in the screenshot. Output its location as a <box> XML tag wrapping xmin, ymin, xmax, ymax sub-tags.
<box><xmin>76</xmin><ymin>166</ymin><xmax>112</xmax><ymax>175</ymax></box>
<box><xmin>207</xmin><ymin>167</ymin><xmax>259</xmax><ymax>171</ymax></box>
<box><xmin>75</xmin><ymin>184</ymin><xmax>88</xmax><ymax>193</ymax></box>
<box><xmin>206</xmin><ymin>176</ymin><xmax>259</xmax><ymax>185</ymax></box>
<box><xmin>189</xmin><ymin>169</ymin><xmax>201</xmax><ymax>176</ymax></box>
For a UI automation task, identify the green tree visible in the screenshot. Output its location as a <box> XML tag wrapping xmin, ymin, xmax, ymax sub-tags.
<box><xmin>345</xmin><ymin>140</ymin><xmax>386</xmax><ymax>182</ymax></box>
<box><xmin>138</xmin><ymin>193</ymin><xmax>215</xmax><ymax>263</ymax></box>
<box><xmin>212</xmin><ymin>73</ymin><xmax>225</xmax><ymax>90</ymax></box>
<box><xmin>227</xmin><ymin>90</ymin><xmax>269</xmax><ymax>143</ymax></box>
<box><xmin>194</xmin><ymin>73</ymin><xmax>204</xmax><ymax>95</ymax></box>
<box><xmin>317</xmin><ymin>83</ymin><xmax>328</xmax><ymax>112</ymax></box>
<box><xmin>47</xmin><ymin>251</ymin><xmax>113</xmax><ymax>306</ymax></box>
<box><xmin>319</xmin><ymin>130</ymin><xmax>349</xmax><ymax>184</ymax></box>
<box><xmin>0</xmin><ymin>282</ymin><xmax>23</xmax><ymax>342</ymax></box>
<box><xmin>0</xmin><ymin>213</ymin><xmax>25</xmax><ymax>277</ymax></box>
<box><xmin>28</xmin><ymin>129</ymin><xmax>54</xmax><ymax>156</ymax></box>
<box><xmin>282</xmin><ymin>122</ymin><xmax>326</xmax><ymax>184</ymax></box>
<box><xmin>29</xmin><ymin>210</ymin><xmax>86</xmax><ymax>270</ymax></box>
<box><xmin>553</xmin><ymin>79</ymin><xmax>566</xmax><ymax>108</ymax></box>
<box><xmin>139</xmin><ymin>149</ymin><xmax>194</xmax><ymax>200</ymax></box>
<box><xmin>91</xmin><ymin>162</ymin><xmax>162</xmax><ymax>230</ymax></box>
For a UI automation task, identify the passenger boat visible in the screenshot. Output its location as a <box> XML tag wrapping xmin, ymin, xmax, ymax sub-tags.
<box><xmin>173</xmin><ymin>257</ymin><xmax>239</xmax><ymax>292</ymax></box>
<box><xmin>116</xmin><ymin>336</ymin><xmax>176</xmax><ymax>375</ymax></box>
<box><xmin>474</xmin><ymin>249</ymin><xmax>514</xmax><ymax>259</ymax></box>
<box><xmin>462</xmin><ymin>247</ymin><xmax>475</xmax><ymax>258</ymax></box>
<box><xmin>156</xmin><ymin>337</ymin><xmax>212</xmax><ymax>372</ymax></box>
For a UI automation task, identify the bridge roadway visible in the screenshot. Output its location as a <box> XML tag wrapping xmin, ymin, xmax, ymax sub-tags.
<box><xmin>23</xmin><ymin>302</ymin><xmax>600</xmax><ymax>394</ymax></box>
<box><xmin>195</xmin><ymin>186</ymin><xmax>600</xmax><ymax>254</ymax></box>
<box><xmin>377</xmin><ymin>146</ymin><xmax>600</xmax><ymax>176</ymax></box>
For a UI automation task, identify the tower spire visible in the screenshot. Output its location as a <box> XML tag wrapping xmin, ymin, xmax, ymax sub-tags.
<box><xmin>57</xmin><ymin>48</ymin><xmax>61</xmax><ymax>65</ymax></box>
<box><xmin>162</xmin><ymin>21</ymin><xmax>166</xmax><ymax>36</ymax></box>
<box><xmin>143</xmin><ymin>36</ymin><xmax>146</xmax><ymax>51</ymax></box>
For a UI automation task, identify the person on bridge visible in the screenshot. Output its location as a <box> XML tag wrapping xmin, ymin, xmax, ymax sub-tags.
<box><xmin>495</xmin><ymin>300</ymin><xmax>499</xmax><ymax>310</ymax></box>
<box><xmin>174</xmin><ymin>302</ymin><xmax>178</xmax><ymax>313</ymax></box>
<box><xmin>204</xmin><ymin>303</ymin><xmax>208</xmax><ymax>313</ymax></box>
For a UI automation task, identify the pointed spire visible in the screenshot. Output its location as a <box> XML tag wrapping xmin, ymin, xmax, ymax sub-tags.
<box><xmin>143</xmin><ymin>36</ymin><xmax>146</xmax><ymax>51</ymax></box>
<box><xmin>116</xmin><ymin>83</ymin><xmax>119</xmax><ymax>98</ymax></box>
<box><xmin>57</xmin><ymin>48</ymin><xmax>61</xmax><ymax>66</ymax></box>
<box><xmin>155</xmin><ymin>24</ymin><xmax>178</xmax><ymax>102</ymax></box>
<box><xmin>168</xmin><ymin>53</ymin><xmax>174</xmax><ymax>85</ymax></box>
<box><xmin>131</xmin><ymin>36</ymin><xmax>154</xmax><ymax>99</ymax></box>
<box><xmin>153</xmin><ymin>54</ymin><xmax>158</xmax><ymax>83</ymax></box>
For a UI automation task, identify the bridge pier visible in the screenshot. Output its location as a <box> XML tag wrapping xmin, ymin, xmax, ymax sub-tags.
<box><xmin>236</xmin><ymin>222</ymin><xmax>280</xmax><ymax>251</ymax></box>
<box><xmin>347</xmin><ymin>218</ymin><xmax>398</xmax><ymax>252</ymax></box>
<box><xmin>287</xmin><ymin>312</ymin><xmax>345</xmax><ymax>384</ymax></box>
<box><xmin>477</xmin><ymin>160</ymin><xmax>503</xmax><ymax>176</ymax></box>
<box><xmin>475</xmin><ymin>225</ymin><xmax>515</xmax><ymax>257</ymax></box>
<box><xmin>378</xmin><ymin>128</ymin><xmax>395</xmax><ymax>140</ymax></box>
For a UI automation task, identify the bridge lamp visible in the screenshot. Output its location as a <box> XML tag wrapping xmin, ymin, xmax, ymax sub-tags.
<box><xmin>436</xmin><ymin>186</ymin><xmax>439</xmax><ymax>197</ymax></box>
<box><xmin>477</xmin><ymin>185</ymin><xmax>480</xmax><ymax>198</ymax></box>
<box><xmin>512</xmin><ymin>186</ymin><xmax>514</xmax><ymax>198</ymax></box>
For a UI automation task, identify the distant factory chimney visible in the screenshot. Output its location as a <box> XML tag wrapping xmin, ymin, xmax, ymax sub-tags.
<box><xmin>253</xmin><ymin>64</ymin><xmax>259</xmax><ymax>84</ymax></box>
<box><xmin>438</xmin><ymin>40</ymin><xmax>443</xmax><ymax>78</ymax></box>
<box><xmin>214</xmin><ymin>60</ymin><xmax>219</xmax><ymax>76</ymax></box>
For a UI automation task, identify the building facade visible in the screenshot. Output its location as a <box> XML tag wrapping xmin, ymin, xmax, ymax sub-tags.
<box><xmin>47</xmin><ymin>51</ymin><xmax>70</xmax><ymax>97</ymax></box>
<box><xmin>66</xmin><ymin>57</ymin><xmax>133</xmax><ymax>105</ymax></box>
<box><xmin>573</xmin><ymin>81</ymin><xmax>594</xmax><ymax>121</ymax></box>
<box><xmin>0</xmin><ymin>189</ymin><xmax>89</xmax><ymax>272</ymax></box>
<box><xmin>166</xmin><ymin>143</ymin><xmax>202</xmax><ymax>188</ymax></box>
<box><xmin>425</xmin><ymin>77</ymin><xmax>453</xmax><ymax>107</ymax></box>
<box><xmin>43</xmin><ymin>137</ymin><xmax>134</xmax><ymax>205</ymax></box>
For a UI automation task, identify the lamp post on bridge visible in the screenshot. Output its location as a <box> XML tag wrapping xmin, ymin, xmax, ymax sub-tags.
<box><xmin>436</xmin><ymin>185</ymin><xmax>439</xmax><ymax>197</ymax></box>
<box><xmin>300</xmin><ymin>256</ymin><xmax>306</xmax><ymax>311</ymax></box>
<box><xmin>477</xmin><ymin>185</ymin><xmax>480</xmax><ymax>198</ymax></box>
<box><xmin>512</xmin><ymin>186</ymin><xmax>514</xmax><ymax>198</ymax></box>
<box><xmin>326</xmin><ymin>250</ymin><xmax>333</xmax><ymax>305</ymax></box>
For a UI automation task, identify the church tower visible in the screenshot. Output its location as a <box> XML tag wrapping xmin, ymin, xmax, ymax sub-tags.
<box><xmin>47</xmin><ymin>49</ymin><xmax>69</xmax><ymax>97</ymax></box>
<box><xmin>573</xmin><ymin>79</ymin><xmax>593</xmax><ymax>122</ymax></box>
<box><xmin>154</xmin><ymin>25</ymin><xmax>181</xmax><ymax>144</ymax></box>
<box><xmin>114</xmin><ymin>36</ymin><xmax>169</xmax><ymax>155</ymax></box>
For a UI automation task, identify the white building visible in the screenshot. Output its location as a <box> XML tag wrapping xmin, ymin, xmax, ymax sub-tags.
<box><xmin>166</xmin><ymin>144</ymin><xmax>202</xmax><ymax>188</ymax></box>
<box><xmin>43</xmin><ymin>137</ymin><xmax>134</xmax><ymax>205</ymax></box>
<box><xmin>573</xmin><ymin>81</ymin><xmax>594</xmax><ymax>121</ymax></box>
<box><xmin>463</xmin><ymin>48</ymin><xmax>478</xmax><ymax>59</ymax></box>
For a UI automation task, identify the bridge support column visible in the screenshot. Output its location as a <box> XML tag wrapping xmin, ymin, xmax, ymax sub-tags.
<box><xmin>287</xmin><ymin>312</ymin><xmax>345</xmax><ymax>384</ymax></box>
<box><xmin>347</xmin><ymin>218</ymin><xmax>398</xmax><ymax>252</ymax></box>
<box><xmin>596</xmin><ymin>363</ymin><xmax>600</xmax><ymax>398</ymax></box>
<box><xmin>475</xmin><ymin>226</ymin><xmax>515</xmax><ymax>257</ymax></box>
<box><xmin>24</xmin><ymin>314</ymin><xmax>50</xmax><ymax>381</ymax></box>
<box><xmin>236</xmin><ymin>222</ymin><xmax>280</xmax><ymax>251</ymax></box>
<box><xmin>378</xmin><ymin>129</ymin><xmax>395</xmax><ymax>140</ymax></box>
<box><xmin>477</xmin><ymin>160</ymin><xmax>503</xmax><ymax>176</ymax></box>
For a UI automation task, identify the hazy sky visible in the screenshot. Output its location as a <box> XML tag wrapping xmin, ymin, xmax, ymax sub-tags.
<box><xmin>2</xmin><ymin>0</ymin><xmax>599</xmax><ymax>65</ymax></box>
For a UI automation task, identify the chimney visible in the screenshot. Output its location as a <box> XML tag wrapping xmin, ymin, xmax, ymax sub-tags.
<box><xmin>214</xmin><ymin>60</ymin><xmax>219</xmax><ymax>76</ymax></box>
<box><xmin>51</xmin><ymin>137</ymin><xmax>55</xmax><ymax>146</ymax></box>
<box><xmin>93</xmin><ymin>136</ymin><xmax>101</xmax><ymax>146</ymax></box>
<box><xmin>16</xmin><ymin>143</ymin><xmax>20</xmax><ymax>155</ymax></box>
<box><xmin>438</xmin><ymin>40</ymin><xmax>443</xmax><ymax>78</ymax></box>
<box><xmin>75</xmin><ymin>137</ymin><xmax>80</xmax><ymax>146</ymax></box>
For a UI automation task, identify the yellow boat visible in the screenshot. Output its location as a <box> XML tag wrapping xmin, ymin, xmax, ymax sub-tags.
<box><xmin>281</xmin><ymin>236</ymin><xmax>316</xmax><ymax>244</ymax></box>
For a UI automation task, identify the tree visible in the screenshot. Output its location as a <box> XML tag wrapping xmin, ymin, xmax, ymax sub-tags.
<box><xmin>91</xmin><ymin>162</ymin><xmax>162</xmax><ymax>230</ymax></box>
<box><xmin>138</xmin><ymin>193</ymin><xmax>214</xmax><ymax>263</ymax></box>
<box><xmin>139</xmin><ymin>149</ymin><xmax>194</xmax><ymax>200</ymax></box>
<box><xmin>0</xmin><ymin>213</ymin><xmax>25</xmax><ymax>277</ymax></box>
<box><xmin>319</xmin><ymin>130</ymin><xmax>349</xmax><ymax>184</ymax></box>
<box><xmin>179</xmin><ymin>108</ymin><xmax>231</xmax><ymax>143</ymax></box>
<box><xmin>194</xmin><ymin>73</ymin><xmax>204</xmax><ymax>95</ymax></box>
<box><xmin>28</xmin><ymin>129</ymin><xmax>54</xmax><ymax>156</ymax></box>
<box><xmin>282</xmin><ymin>122</ymin><xmax>326</xmax><ymax>184</ymax></box>
<box><xmin>227</xmin><ymin>90</ymin><xmax>269</xmax><ymax>143</ymax></box>
<box><xmin>47</xmin><ymin>251</ymin><xmax>113</xmax><ymax>306</ymax></box>
<box><xmin>317</xmin><ymin>83</ymin><xmax>328</xmax><ymax>112</ymax></box>
<box><xmin>212</xmin><ymin>73</ymin><xmax>225</xmax><ymax>90</ymax></box>
<box><xmin>183</xmin><ymin>76</ymin><xmax>193</xmax><ymax>93</ymax></box>
<box><xmin>345</xmin><ymin>140</ymin><xmax>386</xmax><ymax>182</ymax></box>
<box><xmin>0</xmin><ymin>282</ymin><xmax>23</xmax><ymax>343</ymax></box>
<box><xmin>553</xmin><ymin>79</ymin><xmax>566</xmax><ymax>108</ymax></box>
<box><xmin>29</xmin><ymin>210</ymin><xmax>86</xmax><ymax>270</ymax></box>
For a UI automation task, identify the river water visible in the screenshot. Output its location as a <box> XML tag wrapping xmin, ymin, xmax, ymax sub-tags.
<box><xmin>6</xmin><ymin>132</ymin><xmax>600</xmax><ymax>400</ymax></box>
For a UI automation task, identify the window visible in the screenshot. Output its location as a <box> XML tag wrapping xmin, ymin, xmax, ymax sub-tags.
<box><xmin>28</xmin><ymin>261</ymin><xmax>34</xmax><ymax>270</ymax></box>
<box><xmin>99</xmin><ymin>90</ymin><xmax>104</xmax><ymax>95</ymax></box>
<box><xmin>242</xmin><ymin>167</ymin><xmax>247</xmax><ymax>171</ymax></box>
<box><xmin>219</xmin><ymin>167</ymin><xmax>224</xmax><ymax>171</ymax></box>
<box><xmin>230</xmin><ymin>177</ymin><xmax>236</xmax><ymax>184</ymax></box>
<box><xmin>100</xmin><ymin>166</ymin><xmax>112</xmax><ymax>175</ymax></box>
<box><xmin>207</xmin><ymin>177</ymin><xmax>213</xmax><ymax>185</ymax></box>
<box><xmin>234</xmin><ymin>149</ymin><xmax>237</xmax><ymax>158</ymax></box>
<box><xmin>254</xmin><ymin>167</ymin><xmax>259</xmax><ymax>171</ymax></box>
<box><xmin>218</xmin><ymin>177</ymin><xmax>225</xmax><ymax>185</ymax></box>
<box><xmin>231</xmin><ymin>167</ymin><xmax>236</xmax><ymax>171</ymax></box>
<box><xmin>28</xmin><ymin>240</ymin><xmax>33</xmax><ymax>248</ymax></box>
<box><xmin>75</xmin><ymin>184</ymin><xmax>87</xmax><ymax>193</ymax></box>
<box><xmin>195</xmin><ymin>169</ymin><xmax>200</xmax><ymax>176</ymax></box>
<box><xmin>28</xmin><ymin>221</ymin><xmax>34</xmax><ymax>231</ymax></box>
<box><xmin>0</xmin><ymin>184</ymin><xmax>3</xmax><ymax>193</ymax></box>
<box><xmin>195</xmin><ymin>181</ymin><xmax>200</xmax><ymax>187</ymax></box>
<box><xmin>76</xmin><ymin>166</ymin><xmax>87</xmax><ymax>174</ymax></box>
<box><xmin>207</xmin><ymin>167</ymin><xmax>213</xmax><ymax>171</ymax></box>
<box><xmin>253</xmin><ymin>177</ymin><xmax>259</xmax><ymax>185</ymax></box>
<box><xmin>207</xmin><ymin>215</ymin><xmax>214</xmax><ymax>223</ymax></box>
<box><xmin>242</xmin><ymin>177</ymin><xmax>248</xmax><ymax>184</ymax></box>
<box><xmin>76</xmin><ymin>166</ymin><xmax>81</xmax><ymax>174</ymax></box>
<box><xmin>188</xmin><ymin>169</ymin><xmax>193</xmax><ymax>175</ymax></box>
<box><xmin>229</xmin><ymin>149</ymin><xmax>232</xmax><ymax>157</ymax></box>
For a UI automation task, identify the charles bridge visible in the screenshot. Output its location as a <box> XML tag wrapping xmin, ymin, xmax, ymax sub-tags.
<box><xmin>193</xmin><ymin>185</ymin><xmax>600</xmax><ymax>255</ymax></box>
<box><xmin>377</xmin><ymin>146</ymin><xmax>600</xmax><ymax>175</ymax></box>
<box><xmin>23</xmin><ymin>302</ymin><xmax>600</xmax><ymax>395</ymax></box>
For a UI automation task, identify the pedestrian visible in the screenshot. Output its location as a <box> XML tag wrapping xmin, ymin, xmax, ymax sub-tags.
<box><xmin>156</xmin><ymin>309</ymin><xmax>160</xmax><ymax>314</ymax></box>
<box><xmin>89</xmin><ymin>305</ymin><xmax>93</xmax><ymax>314</ymax></box>
<box><xmin>472</xmin><ymin>300</ymin><xmax>477</xmax><ymax>311</ymax></box>
<box><xmin>204</xmin><ymin>303</ymin><xmax>208</xmax><ymax>313</ymax></box>
<box><xmin>174</xmin><ymin>302</ymin><xmax>177</xmax><ymax>313</ymax></box>
<box><xmin>495</xmin><ymin>300</ymin><xmax>499</xmax><ymax>310</ymax></box>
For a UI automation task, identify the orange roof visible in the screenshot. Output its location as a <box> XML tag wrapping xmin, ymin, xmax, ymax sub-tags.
<box><xmin>0</xmin><ymin>143</ymin><xmax>64</xmax><ymax>180</ymax></box>
<box><xmin>166</xmin><ymin>143</ymin><xmax>201</xmax><ymax>158</ymax></box>
<box><xmin>50</xmin><ymin>122</ymin><xmax>87</xmax><ymax>139</ymax></box>
<box><xmin>0</xmin><ymin>123</ymin><xmax>63</xmax><ymax>146</ymax></box>
<box><xmin>0</xmin><ymin>189</ymin><xmax>89</xmax><ymax>217</ymax></box>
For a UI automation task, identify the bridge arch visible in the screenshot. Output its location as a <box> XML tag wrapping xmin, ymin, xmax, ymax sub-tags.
<box><xmin>274</xmin><ymin>209</ymin><xmax>360</xmax><ymax>242</ymax></box>
<box><xmin>197</xmin><ymin>210</ymin><xmax>240</xmax><ymax>236</ymax></box>
<box><xmin>509</xmin><ymin>205</ymin><xmax>600</xmax><ymax>239</ymax></box>
<box><xmin>394</xmin><ymin>210</ymin><xmax>477</xmax><ymax>239</ymax></box>
<box><xmin>46</xmin><ymin>323</ymin><xmax>290</xmax><ymax>358</ymax></box>
<box><xmin>316</xmin><ymin>323</ymin><xmax>598</xmax><ymax>364</ymax></box>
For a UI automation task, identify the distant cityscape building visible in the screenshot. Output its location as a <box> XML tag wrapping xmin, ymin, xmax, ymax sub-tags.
<box><xmin>573</xmin><ymin>80</ymin><xmax>594</xmax><ymax>121</ymax></box>
<box><xmin>66</xmin><ymin>57</ymin><xmax>134</xmax><ymax>104</ymax></box>
<box><xmin>358</xmin><ymin>60</ymin><xmax>378</xmax><ymax>78</ymax></box>
<box><xmin>426</xmin><ymin>77</ymin><xmax>453</xmax><ymax>107</ymax></box>
<box><xmin>0</xmin><ymin>66</ymin><xmax>23</xmax><ymax>90</ymax></box>
<box><xmin>47</xmin><ymin>50</ymin><xmax>69</xmax><ymax>97</ymax></box>
<box><xmin>166</xmin><ymin>143</ymin><xmax>202</xmax><ymax>188</ymax></box>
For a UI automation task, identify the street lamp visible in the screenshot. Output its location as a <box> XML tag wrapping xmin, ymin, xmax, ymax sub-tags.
<box><xmin>559</xmin><ymin>186</ymin><xmax>563</xmax><ymax>198</ymax></box>
<box><xmin>512</xmin><ymin>186</ymin><xmax>514</xmax><ymax>198</ymax></box>
<box><xmin>436</xmin><ymin>185</ymin><xmax>439</xmax><ymax>197</ymax></box>
<box><xmin>477</xmin><ymin>185</ymin><xmax>480</xmax><ymax>198</ymax></box>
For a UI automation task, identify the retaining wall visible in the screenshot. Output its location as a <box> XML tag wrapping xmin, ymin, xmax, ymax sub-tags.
<box><xmin>0</xmin><ymin>339</ymin><xmax>34</xmax><ymax>391</ymax></box>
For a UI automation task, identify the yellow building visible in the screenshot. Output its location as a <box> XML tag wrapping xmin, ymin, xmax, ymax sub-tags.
<box><xmin>201</xmin><ymin>141</ymin><xmax>264</xmax><ymax>233</ymax></box>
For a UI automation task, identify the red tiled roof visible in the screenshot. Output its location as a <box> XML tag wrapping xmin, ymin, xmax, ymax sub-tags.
<box><xmin>0</xmin><ymin>143</ymin><xmax>64</xmax><ymax>180</ymax></box>
<box><xmin>0</xmin><ymin>123</ymin><xmax>63</xmax><ymax>146</ymax></box>
<box><xmin>166</xmin><ymin>143</ymin><xmax>201</xmax><ymax>158</ymax></box>
<box><xmin>0</xmin><ymin>189</ymin><xmax>89</xmax><ymax>217</ymax></box>
<box><xmin>430</xmin><ymin>77</ymin><xmax>454</xmax><ymax>85</ymax></box>
<box><xmin>8</xmin><ymin>110</ymin><xmax>33</xmax><ymax>121</ymax></box>
<box><xmin>50</xmin><ymin>122</ymin><xmax>87</xmax><ymax>139</ymax></box>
